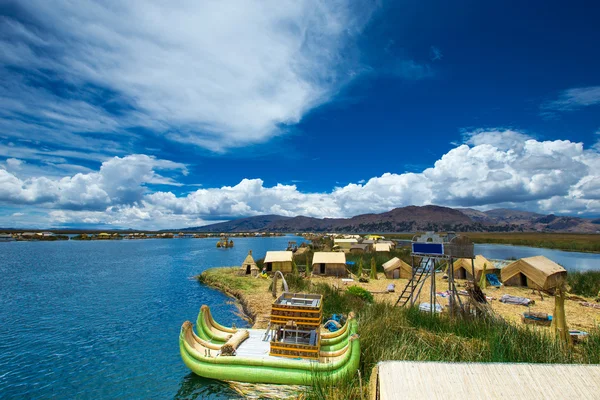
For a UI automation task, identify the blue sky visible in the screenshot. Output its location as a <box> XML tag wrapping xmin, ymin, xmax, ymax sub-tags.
<box><xmin>1</xmin><ymin>0</ymin><xmax>600</xmax><ymax>229</ymax></box>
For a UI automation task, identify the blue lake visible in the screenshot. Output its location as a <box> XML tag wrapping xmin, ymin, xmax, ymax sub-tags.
<box><xmin>0</xmin><ymin>236</ymin><xmax>304</xmax><ymax>399</ymax></box>
<box><xmin>1</xmin><ymin>237</ymin><xmax>599</xmax><ymax>399</ymax></box>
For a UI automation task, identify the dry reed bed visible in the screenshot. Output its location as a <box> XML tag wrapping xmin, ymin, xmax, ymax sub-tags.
<box><xmin>311</xmin><ymin>274</ymin><xmax>600</xmax><ymax>330</ymax></box>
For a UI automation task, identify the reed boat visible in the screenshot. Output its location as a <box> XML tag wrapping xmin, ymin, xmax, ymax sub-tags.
<box><xmin>179</xmin><ymin>305</ymin><xmax>360</xmax><ymax>385</ymax></box>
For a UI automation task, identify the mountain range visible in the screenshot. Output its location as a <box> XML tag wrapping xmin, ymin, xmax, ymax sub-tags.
<box><xmin>181</xmin><ymin>205</ymin><xmax>600</xmax><ymax>233</ymax></box>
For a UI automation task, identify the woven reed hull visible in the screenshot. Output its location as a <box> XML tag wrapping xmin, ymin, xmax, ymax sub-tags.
<box><xmin>180</xmin><ymin>307</ymin><xmax>360</xmax><ymax>385</ymax></box>
<box><xmin>180</xmin><ymin>337</ymin><xmax>359</xmax><ymax>385</ymax></box>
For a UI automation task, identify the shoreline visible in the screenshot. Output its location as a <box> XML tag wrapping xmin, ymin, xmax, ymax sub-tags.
<box><xmin>196</xmin><ymin>267</ymin><xmax>271</xmax><ymax>329</ymax></box>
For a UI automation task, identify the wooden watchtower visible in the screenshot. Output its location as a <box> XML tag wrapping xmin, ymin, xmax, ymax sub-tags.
<box><xmin>395</xmin><ymin>232</ymin><xmax>475</xmax><ymax>317</ymax></box>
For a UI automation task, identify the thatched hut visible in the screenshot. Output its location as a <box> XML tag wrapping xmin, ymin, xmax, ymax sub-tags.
<box><xmin>312</xmin><ymin>252</ymin><xmax>347</xmax><ymax>277</ymax></box>
<box><xmin>378</xmin><ymin>240</ymin><xmax>396</xmax><ymax>249</ymax></box>
<box><xmin>240</xmin><ymin>250</ymin><xmax>259</xmax><ymax>276</ymax></box>
<box><xmin>264</xmin><ymin>251</ymin><xmax>293</xmax><ymax>273</ymax></box>
<box><xmin>375</xmin><ymin>243</ymin><xmax>392</xmax><ymax>253</ymax></box>
<box><xmin>333</xmin><ymin>238</ymin><xmax>358</xmax><ymax>249</ymax></box>
<box><xmin>382</xmin><ymin>257</ymin><xmax>412</xmax><ymax>279</ymax></box>
<box><xmin>501</xmin><ymin>255</ymin><xmax>567</xmax><ymax>291</ymax></box>
<box><xmin>349</xmin><ymin>243</ymin><xmax>371</xmax><ymax>254</ymax></box>
<box><xmin>452</xmin><ymin>255</ymin><xmax>498</xmax><ymax>281</ymax></box>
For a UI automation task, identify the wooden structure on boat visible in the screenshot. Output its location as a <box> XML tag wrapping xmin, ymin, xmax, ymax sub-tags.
<box><xmin>268</xmin><ymin>292</ymin><xmax>323</xmax><ymax>359</ymax></box>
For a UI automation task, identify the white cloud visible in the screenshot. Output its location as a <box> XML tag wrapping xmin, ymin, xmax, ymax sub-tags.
<box><xmin>464</xmin><ymin>129</ymin><xmax>533</xmax><ymax>151</ymax></box>
<box><xmin>0</xmin><ymin>154</ymin><xmax>187</xmax><ymax>210</ymax></box>
<box><xmin>542</xmin><ymin>86</ymin><xmax>600</xmax><ymax>112</ymax></box>
<box><xmin>1</xmin><ymin>1</ymin><xmax>377</xmax><ymax>151</ymax></box>
<box><xmin>2</xmin><ymin>130</ymin><xmax>600</xmax><ymax>229</ymax></box>
<box><xmin>5</xmin><ymin>158</ymin><xmax>23</xmax><ymax>170</ymax></box>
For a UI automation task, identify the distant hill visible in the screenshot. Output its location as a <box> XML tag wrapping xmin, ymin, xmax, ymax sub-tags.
<box><xmin>180</xmin><ymin>205</ymin><xmax>600</xmax><ymax>233</ymax></box>
<box><xmin>180</xmin><ymin>215</ymin><xmax>291</xmax><ymax>232</ymax></box>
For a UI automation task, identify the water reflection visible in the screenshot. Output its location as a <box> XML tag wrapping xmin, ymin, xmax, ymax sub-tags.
<box><xmin>174</xmin><ymin>373</ymin><xmax>240</xmax><ymax>399</ymax></box>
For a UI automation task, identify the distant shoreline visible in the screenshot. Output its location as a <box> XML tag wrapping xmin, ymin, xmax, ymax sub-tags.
<box><xmin>3</xmin><ymin>230</ymin><xmax>600</xmax><ymax>254</ymax></box>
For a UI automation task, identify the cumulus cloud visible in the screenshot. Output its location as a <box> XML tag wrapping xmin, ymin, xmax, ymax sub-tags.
<box><xmin>0</xmin><ymin>154</ymin><xmax>187</xmax><ymax>210</ymax></box>
<box><xmin>1</xmin><ymin>0</ymin><xmax>376</xmax><ymax>151</ymax></box>
<box><xmin>2</xmin><ymin>130</ymin><xmax>599</xmax><ymax>229</ymax></box>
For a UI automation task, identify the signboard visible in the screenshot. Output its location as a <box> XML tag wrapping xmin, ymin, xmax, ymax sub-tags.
<box><xmin>412</xmin><ymin>242</ymin><xmax>444</xmax><ymax>255</ymax></box>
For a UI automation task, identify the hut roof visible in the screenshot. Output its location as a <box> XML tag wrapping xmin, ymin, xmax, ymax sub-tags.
<box><xmin>350</xmin><ymin>244</ymin><xmax>370</xmax><ymax>250</ymax></box>
<box><xmin>501</xmin><ymin>256</ymin><xmax>567</xmax><ymax>289</ymax></box>
<box><xmin>376</xmin><ymin>361</ymin><xmax>600</xmax><ymax>400</ymax></box>
<box><xmin>312</xmin><ymin>252</ymin><xmax>346</xmax><ymax>265</ymax></box>
<box><xmin>334</xmin><ymin>238</ymin><xmax>358</xmax><ymax>243</ymax></box>
<box><xmin>264</xmin><ymin>251</ymin><xmax>293</xmax><ymax>263</ymax></box>
<box><xmin>382</xmin><ymin>257</ymin><xmax>412</xmax><ymax>273</ymax></box>
<box><xmin>453</xmin><ymin>255</ymin><xmax>498</xmax><ymax>273</ymax></box>
<box><xmin>241</xmin><ymin>250</ymin><xmax>257</xmax><ymax>268</ymax></box>
<box><xmin>375</xmin><ymin>243</ymin><xmax>392</xmax><ymax>252</ymax></box>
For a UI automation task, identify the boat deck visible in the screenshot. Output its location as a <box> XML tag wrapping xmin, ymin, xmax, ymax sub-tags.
<box><xmin>234</xmin><ymin>329</ymin><xmax>312</xmax><ymax>363</ymax></box>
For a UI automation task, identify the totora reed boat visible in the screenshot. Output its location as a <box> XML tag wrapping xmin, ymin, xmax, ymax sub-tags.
<box><xmin>179</xmin><ymin>305</ymin><xmax>360</xmax><ymax>385</ymax></box>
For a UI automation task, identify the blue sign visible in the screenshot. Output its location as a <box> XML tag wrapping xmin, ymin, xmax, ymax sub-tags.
<box><xmin>412</xmin><ymin>242</ymin><xmax>444</xmax><ymax>255</ymax></box>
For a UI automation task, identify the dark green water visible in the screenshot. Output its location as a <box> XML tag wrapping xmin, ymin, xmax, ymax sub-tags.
<box><xmin>0</xmin><ymin>236</ymin><xmax>303</xmax><ymax>399</ymax></box>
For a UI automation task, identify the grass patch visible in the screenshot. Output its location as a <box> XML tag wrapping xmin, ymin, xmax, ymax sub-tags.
<box><xmin>346</xmin><ymin>286</ymin><xmax>374</xmax><ymax>303</ymax></box>
<box><xmin>198</xmin><ymin>267</ymin><xmax>262</xmax><ymax>292</ymax></box>
<box><xmin>268</xmin><ymin>273</ymin><xmax>311</xmax><ymax>293</ymax></box>
<box><xmin>199</xmin><ymin>266</ymin><xmax>600</xmax><ymax>399</ymax></box>
<box><xmin>567</xmin><ymin>270</ymin><xmax>600</xmax><ymax>298</ymax></box>
<box><xmin>302</xmin><ymin>369</ymin><xmax>365</xmax><ymax>400</ymax></box>
<box><xmin>311</xmin><ymin>283</ymin><xmax>368</xmax><ymax>317</ymax></box>
<box><xmin>304</xmin><ymin>300</ymin><xmax>600</xmax><ymax>399</ymax></box>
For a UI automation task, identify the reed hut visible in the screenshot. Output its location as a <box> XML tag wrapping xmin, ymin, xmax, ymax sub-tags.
<box><xmin>240</xmin><ymin>250</ymin><xmax>259</xmax><ymax>276</ymax></box>
<box><xmin>378</xmin><ymin>240</ymin><xmax>396</xmax><ymax>249</ymax></box>
<box><xmin>382</xmin><ymin>257</ymin><xmax>412</xmax><ymax>279</ymax></box>
<box><xmin>333</xmin><ymin>238</ymin><xmax>358</xmax><ymax>249</ymax></box>
<box><xmin>349</xmin><ymin>243</ymin><xmax>371</xmax><ymax>254</ymax></box>
<box><xmin>264</xmin><ymin>251</ymin><xmax>293</xmax><ymax>273</ymax></box>
<box><xmin>452</xmin><ymin>255</ymin><xmax>498</xmax><ymax>281</ymax></box>
<box><xmin>375</xmin><ymin>243</ymin><xmax>392</xmax><ymax>253</ymax></box>
<box><xmin>501</xmin><ymin>255</ymin><xmax>567</xmax><ymax>291</ymax></box>
<box><xmin>311</xmin><ymin>252</ymin><xmax>347</xmax><ymax>277</ymax></box>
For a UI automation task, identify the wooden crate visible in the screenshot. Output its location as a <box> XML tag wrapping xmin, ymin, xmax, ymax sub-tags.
<box><xmin>271</xmin><ymin>293</ymin><xmax>323</xmax><ymax>329</ymax></box>
<box><xmin>269</xmin><ymin>328</ymin><xmax>321</xmax><ymax>360</ymax></box>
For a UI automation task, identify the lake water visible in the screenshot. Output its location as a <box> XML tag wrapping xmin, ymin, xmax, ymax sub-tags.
<box><xmin>2</xmin><ymin>238</ymin><xmax>599</xmax><ymax>399</ymax></box>
<box><xmin>474</xmin><ymin>244</ymin><xmax>600</xmax><ymax>272</ymax></box>
<box><xmin>0</xmin><ymin>236</ymin><xmax>304</xmax><ymax>399</ymax></box>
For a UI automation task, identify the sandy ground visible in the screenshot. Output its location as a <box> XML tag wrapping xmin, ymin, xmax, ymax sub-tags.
<box><xmin>311</xmin><ymin>273</ymin><xmax>600</xmax><ymax>331</ymax></box>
